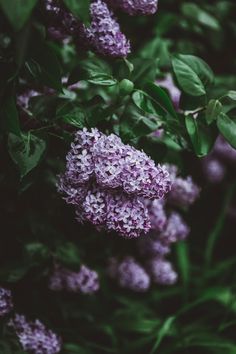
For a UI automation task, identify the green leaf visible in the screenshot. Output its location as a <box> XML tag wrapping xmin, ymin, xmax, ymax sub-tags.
<box><xmin>172</xmin><ymin>54</ymin><xmax>213</xmax><ymax>96</ymax></box>
<box><xmin>224</xmin><ymin>90</ymin><xmax>236</xmax><ymax>101</ymax></box>
<box><xmin>182</xmin><ymin>3</ymin><xmax>220</xmax><ymax>30</ymax></box>
<box><xmin>205</xmin><ymin>99</ymin><xmax>222</xmax><ymax>124</ymax></box>
<box><xmin>176</xmin><ymin>241</ymin><xmax>190</xmax><ymax>285</ymax></box>
<box><xmin>150</xmin><ymin>317</ymin><xmax>175</xmax><ymax>353</ymax></box>
<box><xmin>63</xmin><ymin>0</ymin><xmax>90</xmax><ymax>24</ymax></box>
<box><xmin>55</xmin><ymin>242</ymin><xmax>81</xmax><ymax>268</ymax></box>
<box><xmin>57</xmin><ymin>102</ymin><xmax>86</xmax><ymax>128</ymax></box>
<box><xmin>8</xmin><ymin>133</ymin><xmax>46</xmax><ymax>178</ymax></box>
<box><xmin>185</xmin><ymin>114</ymin><xmax>215</xmax><ymax>156</ymax></box>
<box><xmin>87</xmin><ymin>74</ymin><xmax>117</xmax><ymax>86</ymax></box>
<box><xmin>1</xmin><ymin>96</ymin><xmax>21</xmax><ymax>136</ymax></box>
<box><xmin>217</xmin><ymin>113</ymin><xmax>236</xmax><ymax>149</ymax></box>
<box><xmin>131</xmin><ymin>58</ymin><xmax>159</xmax><ymax>88</ymax></box>
<box><xmin>144</xmin><ymin>82</ymin><xmax>178</xmax><ymax>119</ymax></box>
<box><xmin>28</xmin><ymin>37</ymin><xmax>62</xmax><ymax>90</ymax></box>
<box><xmin>24</xmin><ymin>242</ymin><xmax>50</xmax><ymax>263</ymax></box>
<box><xmin>0</xmin><ymin>0</ymin><xmax>38</xmax><ymax>31</ymax></box>
<box><xmin>120</xmin><ymin>103</ymin><xmax>159</xmax><ymax>141</ymax></box>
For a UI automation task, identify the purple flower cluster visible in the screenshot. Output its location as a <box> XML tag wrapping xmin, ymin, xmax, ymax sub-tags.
<box><xmin>156</xmin><ymin>74</ymin><xmax>181</xmax><ymax>110</ymax></box>
<box><xmin>49</xmin><ymin>264</ymin><xmax>99</xmax><ymax>294</ymax></box>
<box><xmin>108</xmin><ymin>257</ymin><xmax>150</xmax><ymax>292</ymax></box>
<box><xmin>166</xmin><ymin>164</ymin><xmax>200</xmax><ymax>208</ymax></box>
<box><xmin>0</xmin><ymin>287</ymin><xmax>13</xmax><ymax>317</ymax></box>
<box><xmin>147</xmin><ymin>257</ymin><xmax>178</xmax><ymax>285</ymax></box>
<box><xmin>202</xmin><ymin>135</ymin><xmax>236</xmax><ymax>183</ymax></box>
<box><xmin>44</xmin><ymin>0</ymin><xmax>130</xmax><ymax>57</ymax></box>
<box><xmin>58</xmin><ymin>128</ymin><xmax>171</xmax><ymax>238</ymax></box>
<box><xmin>107</xmin><ymin>0</ymin><xmax>158</xmax><ymax>15</ymax></box>
<box><xmin>8</xmin><ymin>314</ymin><xmax>61</xmax><ymax>354</ymax></box>
<box><xmin>108</xmin><ymin>164</ymin><xmax>199</xmax><ymax>291</ymax></box>
<box><xmin>80</xmin><ymin>0</ymin><xmax>130</xmax><ymax>57</ymax></box>
<box><xmin>43</xmin><ymin>0</ymin><xmax>80</xmax><ymax>42</ymax></box>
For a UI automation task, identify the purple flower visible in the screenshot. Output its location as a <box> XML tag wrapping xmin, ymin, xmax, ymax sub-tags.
<box><xmin>166</xmin><ymin>164</ymin><xmax>200</xmax><ymax>208</ymax></box>
<box><xmin>107</xmin><ymin>0</ymin><xmax>158</xmax><ymax>15</ymax></box>
<box><xmin>202</xmin><ymin>156</ymin><xmax>226</xmax><ymax>184</ymax></box>
<box><xmin>137</xmin><ymin>234</ymin><xmax>171</xmax><ymax>257</ymax></box>
<box><xmin>17</xmin><ymin>90</ymin><xmax>40</xmax><ymax>110</ymax></box>
<box><xmin>66</xmin><ymin>265</ymin><xmax>100</xmax><ymax>294</ymax></box>
<box><xmin>43</xmin><ymin>0</ymin><xmax>80</xmax><ymax>41</ymax></box>
<box><xmin>58</xmin><ymin>128</ymin><xmax>171</xmax><ymax>238</ymax></box>
<box><xmin>156</xmin><ymin>74</ymin><xmax>181</xmax><ymax>110</ymax></box>
<box><xmin>145</xmin><ymin>198</ymin><xmax>167</xmax><ymax>231</ymax></box>
<box><xmin>0</xmin><ymin>288</ymin><xmax>13</xmax><ymax>317</ymax></box>
<box><xmin>214</xmin><ymin>135</ymin><xmax>236</xmax><ymax>164</ymax></box>
<box><xmin>147</xmin><ymin>257</ymin><xmax>178</xmax><ymax>285</ymax></box>
<box><xmin>8</xmin><ymin>314</ymin><xmax>61</xmax><ymax>354</ymax></box>
<box><xmin>108</xmin><ymin>257</ymin><xmax>150</xmax><ymax>292</ymax></box>
<box><xmin>80</xmin><ymin>0</ymin><xmax>130</xmax><ymax>57</ymax></box>
<box><xmin>159</xmin><ymin>212</ymin><xmax>190</xmax><ymax>244</ymax></box>
<box><xmin>49</xmin><ymin>264</ymin><xmax>99</xmax><ymax>294</ymax></box>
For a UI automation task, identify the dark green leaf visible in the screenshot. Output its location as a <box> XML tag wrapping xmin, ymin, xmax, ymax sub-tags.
<box><xmin>217</xmin><ymin>113</ymin><xmax>236</xmax><ymax>149</ymax></box>
<box><xmin>120</xmin><ymin>103</ymin><xmax>159</xmax><ymax>141</ymax></box>
<box><xmin>28</xmin><ymin>37</ymin><xmax>62</xmax><ymax>90</ymax></box>
<box><xmin>144</xmin><ymin>82</ymin><xmax>178</xmax><ymax>119</ymax></box>
<box><xmin>176</xmin><ymin>241</ymin><xmax>190</xmax><ymax>285</ymax></box>
<box><xmin>205</xmin><ymin>99</ymin><xmax>222</xmax><ymax>124</ymax></box>
<box><xmin>8</xmin><ymin>133</ymin><xmax>46</xmax><ymax>178</ymax></box>
<box><xmin>185</xmin><ymin>114</ymin><xmax>215</xmax><ymax>156</ymax></box>
<box><xmin>0</xmin><ymin>0</ymin><xmax>38</xmax><ymax>31</ymax></box>
<box><xmin>63</xmin><ymin>0</ymin><xmax>90</xmax><ymax>24</ymax></box>
<box><xmin>1</xmin><ymin>96</ymin><xmax>21</xmax><ymax>136</ymax></box>
<box><xmin>55</xmin><ymin>242</ymin><xmax>81</xmax><ymax>268</ymax></box>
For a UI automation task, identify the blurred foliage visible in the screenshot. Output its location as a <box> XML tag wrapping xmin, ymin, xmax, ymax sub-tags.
<box><xmin>0</xmin><ymin>0</ymin><xmax>236</xmax><ymax>353</ymax></box>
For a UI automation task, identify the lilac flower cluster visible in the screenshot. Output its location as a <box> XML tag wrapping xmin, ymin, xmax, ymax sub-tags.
<box><xmin>166</xmin><ymin>164</ymin><xmax>200</xmax><ymax>208</ymax></box>
<box><xmin>44</xmin><ymin>0</ymin><xmax>130</xmax><ymax>57</ymax></box>
<box><xmin>49</xmin><ymin>264</ymin><xmax>99</xmax><ymax>294</ymax></box>
<box><xmin>108</xmin><ymin>164</ymin><xmax>199</xmax><ymax>290</ymax></box>
<box><xmin>80</xmin><ymin>0</ymin><xmax>130</xmax><ymax>57</ymax></box>
<box><xmin>0</xmin><ymin>287</ymin><xmax>13</xmax><ymax>317</ymax></box>
<box><xmin>43</xmin><ymin>0</ymin><xmax>81</xmax><ymax>42</ymax></box>
<box><xmin>156</xmin><ymin>73</ymin><xmax>181</xmax><ymax>110</ymax></box>
<box><xmin>147</xmin><ymin>257</ymin><xmax>178</xmax><ymax>285</ymax></box>
<box><xmin>107</xmin><ymin>0</ymin><xmax>158</xmax><ymax>15</ymax></box>
<box><xmin>108</xmin><ymin>257</ymin><xmax>150</xmax><ymax>292</ymax></box>
<box><xmin>58</xmin><ymin>128</ymin><xmax>171</xmax><ymax>238</ymax></box>
<box><xmin>202</xmin><ymin>135</ymin><xmax>236</xmax><ymax>183</ymax></box>
<box><xmin>8</xmin><ymin>314</ymin><xmax>61</xmax><ymax>354</ymax></box>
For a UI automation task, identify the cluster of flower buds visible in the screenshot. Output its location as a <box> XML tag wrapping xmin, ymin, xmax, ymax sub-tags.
<box><xmin>107</xmin><ymin>164</ymin><xmax>199</xmax><ymax>289</ymax></box>
<box><xmin>58</xmin><ymin>128</ymin><xmax>171</xmax><ymax>238</ymax></box>
<box><xmin>0</xmin><ymin>287</ymin><xmax>13</xmax><ymax>317</ymax></box>
<box><xmin>202</xmin><ymin>135</ymin><xmax>236</xmax><ymax>183</ymax></box>
<box><xmin>8</xmin><ymin>314</ymin><xmax>61</xmax><ymax>354</ymax></box>
<box><xmin>43</xmin><ymin>0</ymin><xmax>159</xmax><ymax>57</ymax></box>
<box><xmin>48</xmin><ymin>264</ymin><xmax>99</xmax><ymax>294</ymax></box>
